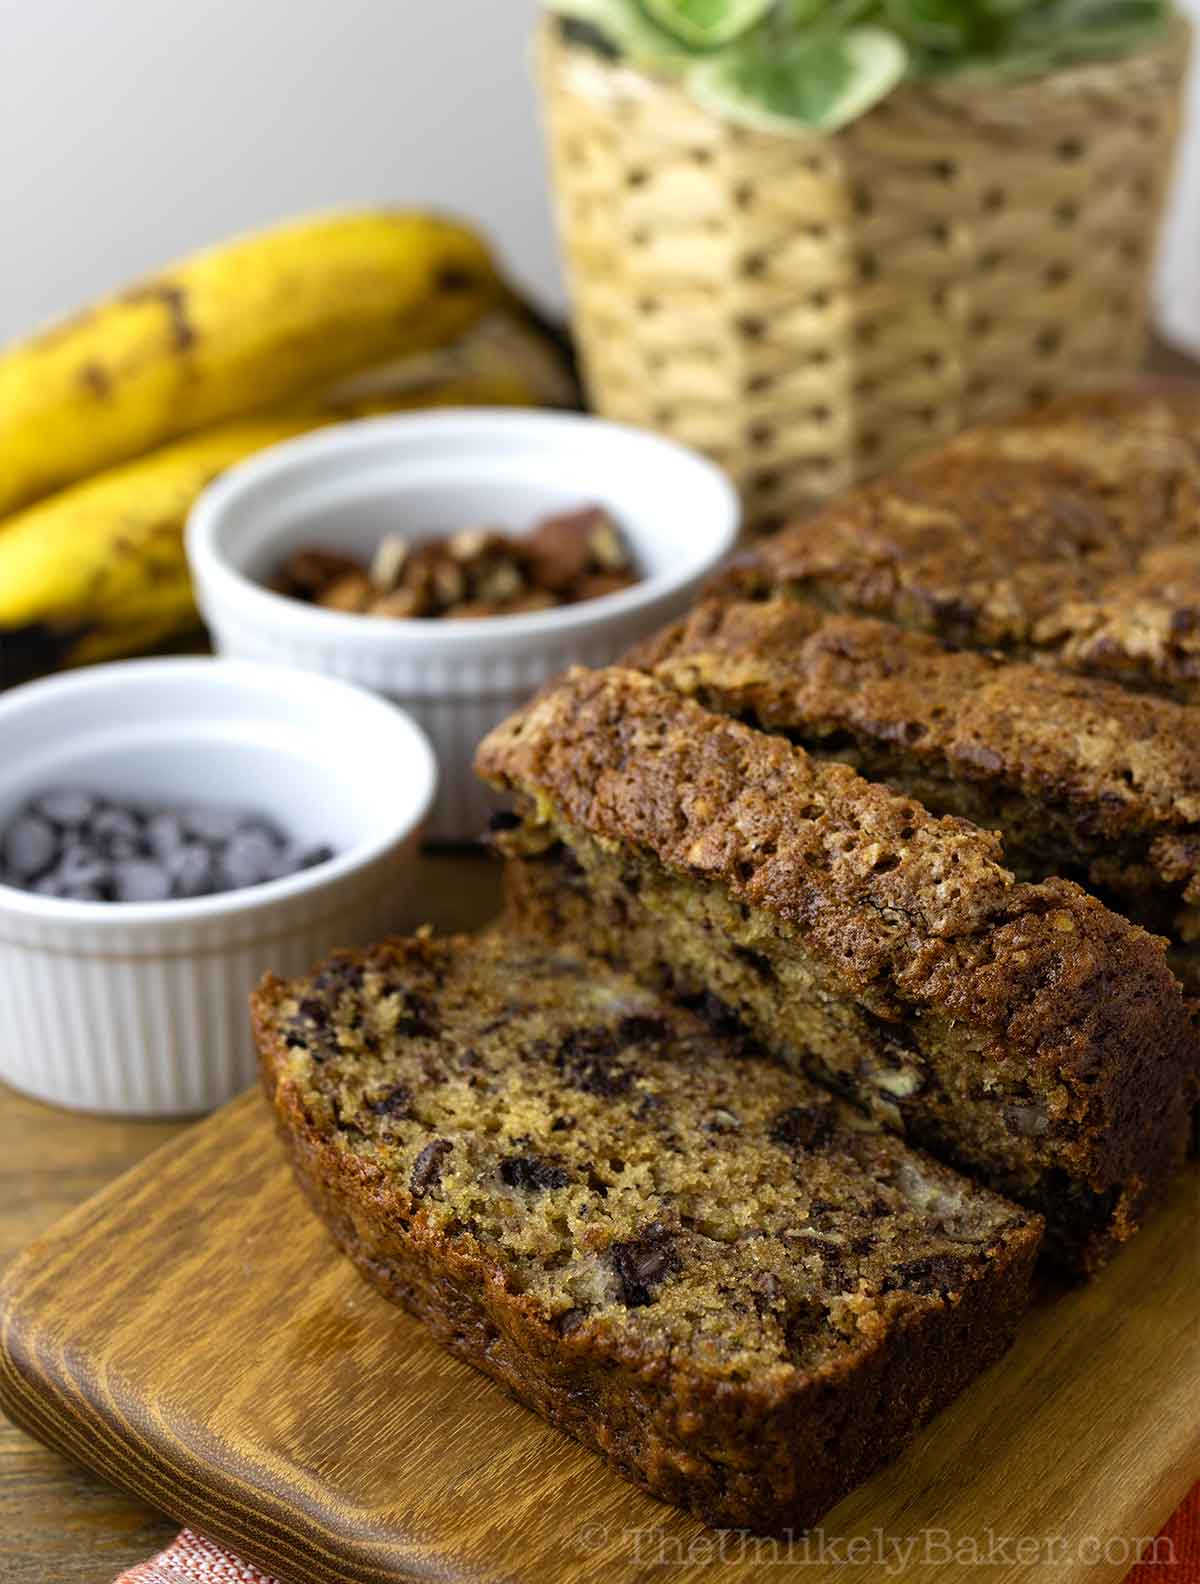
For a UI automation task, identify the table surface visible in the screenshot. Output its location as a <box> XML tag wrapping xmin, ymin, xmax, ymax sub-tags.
<box><xmin>5</xmin><ymin>341</ymin><xmax>1200</xmax><ymax>1583</ymax></box>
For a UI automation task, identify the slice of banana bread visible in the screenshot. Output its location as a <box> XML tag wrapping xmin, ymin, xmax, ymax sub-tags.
<box><xmin>631</xmin><ymin>596</ymin><xmax>1200</xmax><ymax>991</ymax></box>
<box><xmin>476</xmin><ymin>667</ymin><xmax>1195</xmax><ymax>1274</ymax></box>
<box><xmin>719</xmin><ymin>385</ymin><xmax>1200</xmax><ymax>705</ymax></box>
<box><xmin>255</xmin><ymin>932</ymin><xmax>1041</xmax><ymax>1535</ymax></box>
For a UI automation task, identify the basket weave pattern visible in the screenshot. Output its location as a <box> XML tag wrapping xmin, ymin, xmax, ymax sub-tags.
<box><xmin>539</xmin><ymin>22</ymin><xmax>1188</xmax><ymax>528</ymax></box>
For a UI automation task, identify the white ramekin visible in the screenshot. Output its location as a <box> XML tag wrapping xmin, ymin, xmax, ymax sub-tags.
<box><xmin>186</xmin><ymin>409</ymin><xmax>740</xmax><ymax>840</ymax></box>
<box><xmin>0</xmin><ymin>658</ymin><xmax>436</xmax><ymax>1116</ymax></box>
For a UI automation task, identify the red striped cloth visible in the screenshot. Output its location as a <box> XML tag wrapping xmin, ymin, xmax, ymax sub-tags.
<box><xmin>1129</xmin><ymin>1486</ymin><xmax>1200</xmax><ymax>1583</ymax></box>
<box><xmin>119</xmin><ymin>1484</ymin><xmax>1200</xmax><ymax>1582</ymax></box>
<box><xmin>118</xmin><ymin>1531</ymin><xmax>283</xmax><ymax>1583</ymax></box>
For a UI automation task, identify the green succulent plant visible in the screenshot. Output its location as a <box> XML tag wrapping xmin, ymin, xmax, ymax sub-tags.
<box><xmin>549</xmin><ymin>0</ymin><xmax>1171</xmax><ymax>130</ymax></box>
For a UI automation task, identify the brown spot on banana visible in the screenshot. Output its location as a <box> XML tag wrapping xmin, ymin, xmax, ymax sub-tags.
<box><xmin>79</xmin><ymin>362</ymin><xmax>113</xmax><ymax>399</ymax></box>
<box><xmin>121</xmin><ymin>281</ymin><xmax>197</xmax><ymax>353</ymax></box>
<box><xmin>436</xmin><ymin>265</ymin><xmax>480</xmax><ymax>293</ymax></box>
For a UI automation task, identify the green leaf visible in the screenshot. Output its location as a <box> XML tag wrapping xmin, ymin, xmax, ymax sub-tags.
<box><xmin>882</xmin><ymin>0</ymin><xmax>976</xmax><ymax>49</ymax></box>
<box><xmin>779</xmin><ymin>0</ymin><xmax>830</xmax><ymax>22</ymax></box>
<box><xmin>547</xmin><ymin>0</ymin><xmax>1171</xmax><ymax>125</ymax></box>
<box><xmin>640</xmin><ymin>0</ymin><xmax>777</xmax><ymax>49</ymax></box>
<box><xmin>548</xmin><ymin>0</ymin><xmax>696</xmax><ymax>70</ymax></box>
<box><xmin>977</xmin><ymin>0</ymin><xmax>1044</xmax><ymax>15</ymax></box>
<box><xmin>687</xmin><ymin>25</ymin><xmax>909</xmax><ymax>132</ymax></box>
<box><xmin>930</xmin><ymin>0</ymin><xmax>1167</xmax><ymax>78</ymax></box>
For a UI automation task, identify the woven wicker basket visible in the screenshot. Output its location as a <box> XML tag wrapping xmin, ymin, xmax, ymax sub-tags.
<box><xmin>538</xmin><ymin>20</ymin><xmax>1190</xmax><ymax>528</ymax></box>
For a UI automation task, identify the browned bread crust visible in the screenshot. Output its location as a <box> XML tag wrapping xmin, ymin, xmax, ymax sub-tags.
<box><xmin>476</xmin><ymin>668</ymin><xmax>1195</xmax><ymax>1272</ymax></box>
<box><xmin>630</xmin><ymin>595</ymin><xmax>1200</xmax><ymax>984</ymax></box>
<box><xmin>255</xmin><ymin>932</ymin><xmax>1040</xmax><ymax>1535</ymax></box>
<box><xmin>719</xmin><ymin>386</ymin><xmax>1200</xmax><ymax>704</ymax></box>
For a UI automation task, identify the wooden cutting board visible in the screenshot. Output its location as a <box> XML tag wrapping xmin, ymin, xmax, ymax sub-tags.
<box><xmin>1</xmin><ymin>1091</ymin><xmax>1196</xmax><ymax>1584</ymax></box>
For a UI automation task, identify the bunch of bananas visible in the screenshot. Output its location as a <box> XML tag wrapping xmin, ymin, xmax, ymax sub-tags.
<box><xmin>0</xmin><ymin>209</ymin><xmax>574</xmax><ymax>688</ymax></box>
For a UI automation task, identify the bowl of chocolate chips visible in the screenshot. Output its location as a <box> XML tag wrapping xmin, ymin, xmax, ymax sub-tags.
<box><xmin>186</xmin><ymin>409</ymin><xmax>740</xmax><ymax>839</ymax></box>
<box><xmin>0</xmin><ymin>656</ymin><xmax>435</xmax><ymax>1115</ymax></box>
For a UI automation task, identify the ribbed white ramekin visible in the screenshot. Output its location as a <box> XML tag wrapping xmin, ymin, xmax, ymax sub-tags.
<box><xmin>185</xmin><ymin>410</ymin><xmax>740</xmax><ymax>841</ymax></box>
<box><xmin>0</xmin><ymin>658</ymin><xmax>436</xmax><ymax>1115</ymax></box>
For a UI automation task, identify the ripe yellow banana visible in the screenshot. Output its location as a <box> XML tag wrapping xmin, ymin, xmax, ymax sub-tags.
<box><xmin>0</xmin><ymin>369</ymin><xmax>538</xmax><ymax>689</ymax></box>
<box><xmin>0</xmin><ymin>209</ymin><xmax>506</xmax><ymax>516</ymax></box>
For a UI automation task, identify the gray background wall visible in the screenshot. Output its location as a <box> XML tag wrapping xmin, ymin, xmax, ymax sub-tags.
<box><xmin>2</xmin><ymin>0</ymin><xmax>1197</xmax><ymax>350</ymax></box>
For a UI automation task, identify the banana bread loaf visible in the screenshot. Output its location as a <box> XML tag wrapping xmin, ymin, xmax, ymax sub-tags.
<box><xmin>255</xmin><ymin>932</ymin><xmax>1041</xmax><ymax>1535</ymax></box>
<box><xmin>476</xmin><ymin>668</ymin><xmax>1195</xmax><ymax>1274</ymax></box>
<box><xmin>719</xmin><ymin>385</ymin><xmax>1200</xmax><ymax>705</ymax></box>
<box><xmin>631</xmin><ymin>596</ymin><xmax>1200</xmax><ymax>991</ymax></box>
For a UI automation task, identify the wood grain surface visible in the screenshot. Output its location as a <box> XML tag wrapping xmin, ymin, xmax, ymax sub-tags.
<box><xmin>2</xmin><ymin>1083</ymin><xmax>1196</xmax><ymax>1584</ymax></box>
<box><xmin>0</xmin><ymin>850</ymin><xmax>501</xmax><ymax>1584</ymax></box>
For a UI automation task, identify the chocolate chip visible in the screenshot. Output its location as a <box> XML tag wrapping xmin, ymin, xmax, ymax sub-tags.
<box><xmin>555</xmin><ymin>1026</ymin><xmax>634</xmax><ymax>1098</ymax></box>
<box><xmin>367</xmin><ymin>1084</ymin><xmax>412</xmax><ymax>1118</ymax></box>
<box><xmin>56</xmin><ymin>850</ymin><xmax>111</xmax><ymax>893</ymax></box>
<box><xmin>733</xmin><ymin>945</ymin><xmax>776</xmax><ymax>981</ymax></box>
<box><xmin>221</xmin><ymin>827</ymin><xmax>283</xmax><ymax>887</ymax></box>
<box><xmin>410</xmin><ymin>1138</ymin><xmax>453</xmax><ymax>1197</ymax></box>
<box><xmin>678</xmin><ymin>990</ymin><xmax>760</xmax><ymax>1050</ymax></box>
<box><xmin>146</xmin><ymin>811</ymin><xmax>187</xmax><ymax>859</ymax></box>
<box><xmin>313</xmin><ymin>961</ymin><xmax>365</xmax><ymax>993</ymax></box>
<box><xmin>91</xmin><ymin>806</ymin><xmax>143</xmax><ymax>859</ymax></box>
<box><xmin>112</xmin><ymin>861</ymin><xmax>171</xmax><ymax>903</ymax></box>
<box><xmin>297</xmin><ymin>996</ymin><xmax>331</xmax><ymax>1027</ymax></box>
<box><xmin>615</xmin><ymin>1014</ymin><xmax>669</xmax><ymax>1048</ymax></box>
<box><xmin>34</xmin><ymin>789</ymin><xmax>97</xmax><ymax>828</ymax></box>
<box><xmin>610</xmin><ymin>1224</ymin><xmax>679</xmax><ymax>1308</ymax></box>
<box><xmin>499</xmin><ymin>1154</ymin><xmax>570</xmax><ymax>1192</ymax></box>
<box><xmin>164</xmin><ymin>843</ymin><xmax>215</xmax><ymax>898</ymax></box>
<box><xmin>179</xmin><ymin>804</ymin><xmax>248</xmax><ymax>844</ymax></box>
<box><xmin>395</xmin><ymin>992</ymin><xmax>440</xmax><ymax>1040</ymax></box>
<box><xmin>769</xmin><ymin>1104</ymin><xmax>838</xmax><ymax>1152</ymax></box>
<box><xmin>883</xmin><ymin>1253</ymin><xmax>968</xmax><ymax>1296</ymax></box>
<box><xmin>283</xmin><ymin>1024</ymin><xmax>313</xmax><ymax>1052</ymax></box>
<box><xmin>488</xmin><ymin>810</ymin><xmax>523</xmax><ymax>833</ymax></box>
<box><xmin>2</xmin><ymin>814</ymin><xmax>57</xmax><ymax>880</ymax></box>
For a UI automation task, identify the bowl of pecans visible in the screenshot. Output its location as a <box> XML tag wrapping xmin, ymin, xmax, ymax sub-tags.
<box><xmin>187</xmin><ymin>409</ymin><xmax>739</xmax><ymax>839</ymax></box>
